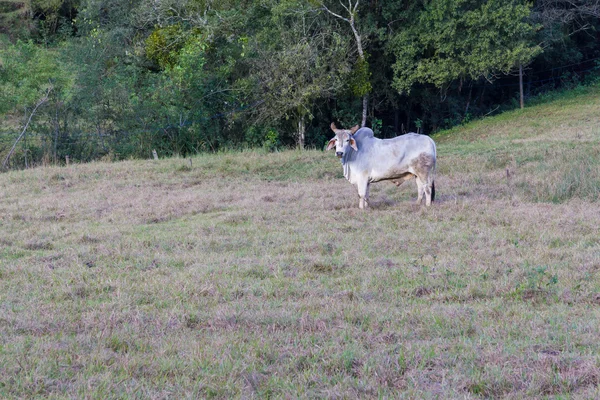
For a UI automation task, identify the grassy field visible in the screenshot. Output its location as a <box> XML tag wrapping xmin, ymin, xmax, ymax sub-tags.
<box><xmin>1</xmin><ymin>85</ymin><xmax>600</xmax><ymax>398</ymax></box>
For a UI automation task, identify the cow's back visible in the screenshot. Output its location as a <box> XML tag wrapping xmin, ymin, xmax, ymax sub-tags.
<box><xmin>387</xmin><ymin>133</ymin><xmax>436</xmax><ymax>159</ymax></box>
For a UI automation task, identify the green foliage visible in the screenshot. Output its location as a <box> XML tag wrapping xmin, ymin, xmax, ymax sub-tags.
<box><xmin>389</xmin><ymin>0</ymin><xmax>541</xmax><ymax>94</ymax></box>
<box><xmin>31</xmin><ymin>0</ymin><xmax>78</xmax><ymax>43</ymax></box>
<box><xmin>348</xmin><ymin>55</ymin><xmax>372</xmax><ymax>97</ymax></box>
<box><xmin>263</xmin><ymin>128</ymin><xmax>279</xmax><ymax>152</ymax></box>
<box><xmin>245</xmin><ymin>126</ymin><xmax>280</xmax><ymax>151</ymax></box>
<box><xmin>145</xmin><ymin>25</ymin><xmax>188</xmax><ymax>69</ymax></box>
<box><xmin>0</xmin><ymin>40</ymin><xmax>71</xmax><ymax>114</ymax></box>
<box><xmin>370</xmin><ymin>117</ymin><xmax>382</xmax><ymax>136</ymax></box>
<box><xmin>168</xmin><ymin>34</ymin><xmax>207</xmax><ymax>85</ymax></box>
<box><xmin>248</xmin><ymin>2</ymin><xmax>351</xmax><ymax>146</ymax></box>
<box><xmin>0</xmin><ymin>39</ymin><xmax>76</xmax><ymax>167</ymax></box>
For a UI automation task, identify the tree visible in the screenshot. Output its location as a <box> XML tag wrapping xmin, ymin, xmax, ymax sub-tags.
<box><xmin>389</xmin><ymin>0</ymin><xmax>541</xmax><ymax>96</ymax></box>
<box><xmin>0</xmin><ymin>40</ymin><xmax>72</xmax><ymax>167</ymax></box>
<box><xmin>320</xmin><ymin>0</ymin><xmax>371</xmax><ymax>127</ymax></box>
<box><xmin>249</xmin><ymin>3</ymin><xmax>350</xmax><ymax>148</ymax></box>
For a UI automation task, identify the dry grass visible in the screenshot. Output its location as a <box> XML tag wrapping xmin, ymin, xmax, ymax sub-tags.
<box><xmin>2</xmin><ymin>86</ymin><xmax>600</xmax><ymax>398</ymax></box>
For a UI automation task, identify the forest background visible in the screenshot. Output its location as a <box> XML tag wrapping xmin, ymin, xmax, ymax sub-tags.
<box><xmin>1</xmin><ymin>0</ymin><xmax>600</xmax><ymax>168</ymax></box>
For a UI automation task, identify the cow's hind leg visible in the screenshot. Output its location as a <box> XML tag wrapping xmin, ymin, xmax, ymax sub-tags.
<box><xmin>423</xmin><ymin>171</ymin><xmax>435</xmax><ymax>206</ymax></box>
<box><xmin>411</xmin><ymin>153</ymin><xmax>435</xmax><ymax>207</ymax></box>
<box><xmin>415</xmin><ymin>174</ymin><xmax>434</xmax><ymax>206</ymax></box>
<box><xmin>415</xmin><ymin>179</ymin><xmax>424</xmax><ymax>205</ymax></box>
<box><xmin>424</xmin><ymin>179</ymin><xmax>433</xmax><ymax>206</ymax></box>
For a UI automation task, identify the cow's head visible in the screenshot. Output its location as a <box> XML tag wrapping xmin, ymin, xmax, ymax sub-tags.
<box><xmin>326</xmin><ymin>122</ymin><xmax>359</xmax><ymax>158</ymax></box>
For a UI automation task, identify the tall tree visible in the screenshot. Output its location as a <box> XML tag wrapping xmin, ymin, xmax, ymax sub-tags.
<box><xmin>250</xmin><ymin>2</ymin><xmax>350</xmax><ymax>148</ymax></box>
<box><xmin>389</xmin><ymin>0</ymin><xmax>541</xmax><ymax>96</ymax></box>
<box><xmin>320</xmin><ymin>0</ymin><xmax>371</xmax><ymax>127</ymax></box>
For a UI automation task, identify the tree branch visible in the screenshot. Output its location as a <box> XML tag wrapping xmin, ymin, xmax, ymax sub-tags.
<box><xmin>2</xmin><ymin>88</ymin><xmax>52</xmax><ymax>170</ymax></box>
<box><xmin>322</xmin><ymin>5</ymin><xmax>349</xmax><ymax>22</ymax></box>
<box><xmin>339</xmin><ymin>0</ymin><xmax>351</xmax><ymax>16</ymax></box>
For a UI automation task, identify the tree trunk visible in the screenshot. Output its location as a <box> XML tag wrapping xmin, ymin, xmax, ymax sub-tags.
<box><xmin>53</xmin><ymin>104</ymin><xmax>60</xmax><ymax>164</ymax></box>
<box><xmin>352</xmin><ymin>23</ymin><xmax>368</xmax><ymax>127</ymax></box>
<box><xmin>297</xmin><ymin>116</ymin><xmax>305</xmax><ymax>149</ymax></box>
<box><xmin>361</xmin><ymin>94</ymin><xmax>368</xmax><ymax>127</ymax></box>
<box><xmin>23</xmin><ymin>112</ymin><xmax>28</xmax><ymax>169</ymax></box>
<box><xmin>464</xmin><ymin>83</ymin><xmax>473</xmax><ymax>120</ymax></box>
<box><xmin>353</xmin><ymin>26</ymin><xmax>368</xmax><ymax>127</ymax></box>
<box><xmin>519</xmin><ymin>63</ymin><xmax>524</xmax><ymax>109</ymax></box>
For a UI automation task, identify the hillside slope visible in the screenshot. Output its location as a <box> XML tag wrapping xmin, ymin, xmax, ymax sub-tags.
<box><xmin>1</xmin><ymin>85</ymin><xmax>600</xmax><ymax>398</ymax></box>
<box><xmin>435</xmin><ymin>84</ymin><xmax>600</xmax><ymax>203</ymax></box>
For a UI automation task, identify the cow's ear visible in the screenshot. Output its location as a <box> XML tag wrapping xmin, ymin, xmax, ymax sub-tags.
<box><xmin>326</xmin><ymin>138</ymin><xmax>337</xmax><ymax>151</ymax></box>
<box><xmin>350</xmin><ymin>125</ymin><xmax>359</xmax><ymax>134</ymax></box>
<box><xmin>349</xmin><ymin>138</ymin><xmax>358</xmax><ymax>151</ymax></box>
<box><xmin>330</xmin><ymin>122</ymin><xmax>338</xmax><ymax>132</ymax></box>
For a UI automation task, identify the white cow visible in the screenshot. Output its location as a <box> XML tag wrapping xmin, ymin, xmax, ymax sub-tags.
<box><xmin>326</xmin><ymin>123</ymin><xmax>436</xmax><ymax>209</ymax></box>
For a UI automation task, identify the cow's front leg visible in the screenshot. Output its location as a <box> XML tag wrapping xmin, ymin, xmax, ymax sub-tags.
<box><xmin>357</xmin><ymin>180</ymin><xmax>370</xmax><ymax>209</ymax></box>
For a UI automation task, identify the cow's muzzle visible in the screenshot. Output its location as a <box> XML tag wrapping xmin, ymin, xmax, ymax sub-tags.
<box><xmin>336</xmin><ymin>152</ymin><xmax>343</xmax><ymax>158</ymax></box>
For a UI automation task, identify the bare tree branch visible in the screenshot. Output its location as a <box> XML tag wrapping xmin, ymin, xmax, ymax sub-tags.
<box><xmin>339</xmin><ymin>0</ymin><xmax>351</xmax><ymax>16</ymax></box>
<box><xmin>534</xmin><ymin>0</ymin><xmax>600</xmax><ymax>24</ymax></box>
<box><xmin>2</xmin><ymin>88</ymin><xmax>52</xmax><ymax>170</ymax></box>
<box><xmin>322</xmin><ymin>5</ymin><xmax>349</xmax><ymax>22</ymax></box>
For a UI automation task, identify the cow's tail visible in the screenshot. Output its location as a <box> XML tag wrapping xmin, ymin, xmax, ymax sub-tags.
<box><xmin>431</xmin><ymin>137</ymin><xmax>437</xmax><ymax>203</ymax></box>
